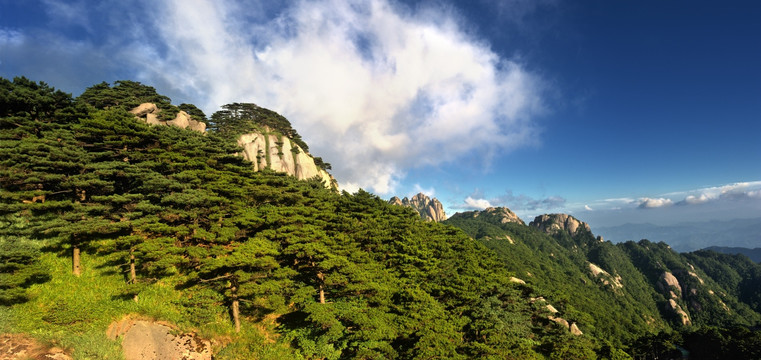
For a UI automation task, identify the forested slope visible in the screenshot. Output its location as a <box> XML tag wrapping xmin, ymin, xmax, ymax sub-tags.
<box><xmin>445</xmin><ymin>209</ymin><xmax>761</xmax><ymax>359</ymax></box>
<box><xmin>1</xmin><ymin>77</ymin><xmax>611</xmax><ymax>359</ymax></box>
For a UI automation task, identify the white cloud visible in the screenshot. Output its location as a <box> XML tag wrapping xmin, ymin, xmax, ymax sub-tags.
<box><xmin>41</xmin><ymin>0</ymin><xmax>92</xmax><ymax>32</ymax></box>
<box><xmin>0</xmin><ymin>28</ymin><xmax>24</xmax><ymax>46</ymax></box>
<box><xmin>463</xmin><ymin>196</ymin><xmax>493</xmax><ymax>210</ymax></box>
<box><xmin>584</xmin><ymin>205</ymin><xmax>593</xmax><ymax>211</ymax></box>
<box><xmin>674</xmin><ymin>181</ymin><xmax>761</xmax><ymax>205</ymax></box>
<box><xmin>637</xmin><ymin>197</ymin><xmax>673</xmax><ymax>209</ymax></box>
<box><xmin>124</xmin><ymin>0</ymin><xmax>546</xmax><ymax>195</ymax></box>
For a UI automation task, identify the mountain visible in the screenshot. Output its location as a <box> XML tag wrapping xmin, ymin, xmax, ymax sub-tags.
<box><xmin>3</xmin><ymin>77</ymin><xmax>606</xmax><ymax>359</ymax></box>
<box><xmin>388</xmin><ymin>193</ymin><xmax>446</xmax><ymax>221</ymax></box>
<box><xmin>130</xmin><ymin>99</ymin><xmax>336</xmax><ymax>189</ymax></box>
<box><xmin>446</xmin><ymin>208</ymin><xmax>761</xmax><ymax>351</ymax></box>
<box><xmin>3</xmin><ymin>76</ymin><xmax>760</xmax><ymax>359</ymax></box>
<box><xmin>595</xmin><ymin>218</ymin><xmax>761</xmax><ymax>252</ymax></box>
<box><xmin>529</xmin><ymin>213</ymin><xmax>593</xmax><ymax>238</ymax></box>
<box><xmin>703</xmin><ymin>246</ymin><xmax>761</xmax><ymax>263</ymax></box>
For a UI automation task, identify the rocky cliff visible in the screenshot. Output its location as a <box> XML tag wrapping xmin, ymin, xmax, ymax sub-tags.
<box><xmin>237</xmin><ymin>128</ymin><xmax>335</xmax><ymax>188</ymax></box>
<box><xmin>529</xmin><ymin>213</ymin><xmax>592</xmax><ymax>237</ymax></box>
<box><xmin>389</xmin><ymin>193</ymin><xmax>446</xmax><ymax>222</ymax></box>
<box><xmin>131</xmin><ymin>103</ymin><xmax>336</xmax><ymax>189</ymax></box>
<box><xmin>130</xmin><ymin>102</ymin><xmax>207</xmax><ymax>132</ymax></box>
<box><xmin>447</xmin><ymin>207</ymin><xmax>525</xmax><ymax>226</ymax></box>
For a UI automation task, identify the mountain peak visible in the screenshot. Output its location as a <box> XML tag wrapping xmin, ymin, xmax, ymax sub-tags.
<box><xmin>389</xmin><ymin>193</ymin><xmax>446</xmax><ymax>222</ymax></box>
<box><xmin>447</xmin><ymin>207</ymin><xmax>525</xmax><ymax>226</ymax></box>
<box><xmin>529</xmin><ymin>213</ymin><xmax>591</xmax><ymax>237</ymax></box>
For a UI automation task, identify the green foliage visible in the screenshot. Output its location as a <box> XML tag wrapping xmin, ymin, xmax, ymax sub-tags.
<box><xmin>0</xmin><ymin>217</ymin><xmax>50</xmax><ymax>305</ymax></box>
<box><xmin>209</xmin><ymin>102</ymin><xmax>310</xmax><ymax>151</ymax></box>
<box><xmin>7</xmin><ymin>76</ymin><xmax>758</xmax><ymax>359</ymax></box>
<box><xmin>0</xmin><ymin>77</ymin><xmax>558</xmax><ymax>358</ymax></box>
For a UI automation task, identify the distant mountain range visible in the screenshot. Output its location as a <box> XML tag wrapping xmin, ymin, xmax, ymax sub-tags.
<box><xmin>595</xmin><ymin>217</ymin><xmax>761</xmax><ymax>252</ymax></box>
<box><xmin>705</xmin><ymin>246</ymin><xmax>761</xmax><ymax>263</ymax></box>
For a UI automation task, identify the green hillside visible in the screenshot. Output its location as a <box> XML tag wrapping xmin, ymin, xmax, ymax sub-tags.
<box><xmin>1</xmin><ymin>77</ymin><xmax>613</xmax><ymax>359</ymax></box>
<box><xmin>2</xmin><ymin>77</ymin><xmax>760</xmax><ymax>359</ymax></box>
<box><xmin>445</xmin><ymin>210</ymin><xmax>761</xmax><ymax>359</ymax></box>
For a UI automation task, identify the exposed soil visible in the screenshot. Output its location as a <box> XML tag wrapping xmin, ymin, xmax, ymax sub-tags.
<box><xmin>0</xmin><ymin>334</ymin><xmax>71</xmax><ymax>360</ymax></box>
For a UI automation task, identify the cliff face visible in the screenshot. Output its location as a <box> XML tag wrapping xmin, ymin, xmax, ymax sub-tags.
<box><xmin>130</xmin><ymin>103</ymin><xmax>207</xmax><ymax>132</ymax></box>
<box><xmin>389</xmin><ymin>193</ymin><xmax>446</xmax><ymax>222</ymax></box>
<box><xmin>237</xmin><ymin>129</ymin><xmax>335</xmax><ymax>188</ymax></box>
<box><xmin>130</xmin><ymin>103</ymin><xmax>336</xmax><ymax>189</ymax></box>
<box><xmin>529</xmin><ymin>214</ymin><xmax>591</xmax><ymax>237</ymax></box>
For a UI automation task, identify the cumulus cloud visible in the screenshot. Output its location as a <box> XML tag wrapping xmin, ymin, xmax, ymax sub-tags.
<box><xmin>584</xmin><ymin>205</ymin><xmax>593</xmax><ymax>211</ymax></box>
<box><xmin>462</xmin><ymin>196</ymin><xmax>493</xmax><ymax>210</ymax></box>
<box><xmin>674</xmin><ymin>181</ymin><xmax>761</xmax><ymax>206</ymax></box>
<box><xmin>637</xmin><ymin>197</ymin><xmax>673</xmax><ymax>209</ymax></box>
<box><xmin>119</xmin><ymin>0</ymin><xmax>546</xmax><ymax>194</ymax></box>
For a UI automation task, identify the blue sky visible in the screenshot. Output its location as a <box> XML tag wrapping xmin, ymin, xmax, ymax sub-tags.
<box><xmin>2</xmin><ymin>0</ymin><xmax>760</xmax><ymax>228</ymax></box>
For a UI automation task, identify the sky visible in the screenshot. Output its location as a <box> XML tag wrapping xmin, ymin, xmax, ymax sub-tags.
<box><xmin>1</xmin><ymin>0</ymin><xmax>760</xmax><ymax>228</ymax></box>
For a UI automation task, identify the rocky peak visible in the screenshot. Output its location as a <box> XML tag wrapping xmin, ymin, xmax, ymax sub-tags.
<box><xmin>130</xmin><ymin>103</ymin><xmax>336</xmax><ymax>189</ymax></box>
<box><xmin>447</xmin><ymin>207</ymin><xmax>526</xmax><ymax>226</ymax></box>
<box><xmin>481</xmin><ymin>207</ymin><xmax>525</xmax><ymax>225</ymax></box>
<box><xmin>529</xmin><ymin>214</ymin><xmax>591</xmax><ymax>237</ymax></box>
<box><xmin>389</xmin><ymin>193</ymin><xmax>446</xmax><ymax>222</ymax></box>
<box><xmin>130</xmin><ymin>103</ymin><xmax>207</xmax><ymax>132</ymax></box>
<box><xmin>237</xmin><ymin>127</ymin><xmax>336</xmax><ymax>189</ymax></box>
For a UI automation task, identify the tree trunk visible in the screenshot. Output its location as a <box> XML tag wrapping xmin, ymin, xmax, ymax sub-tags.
<box><xmin>72</xmin><ymin>245</ymin><xmax>81</xmax><ymax>276</ymax></box>
<box><xmin>317</xmin><ymin>271</ymin><xmax>326</xmax><ymax>304</ymax></box>
<box><xmin>231</xmin><ymin>278</ymin><xmax>240</xmax><ymax>333</ymax></box>
<box><xmin>129</xmin><ymin>250</ymin><xmax>137</xmax><ymax>284</ymax></box>
<box><xmin>130</xmin><ymin>249</ymin><xmax>138</xmax><ymax>302</ymax></box>
<box><xmin>232</xmin><ymin>298</ymin><xmax>240</xmax><ymax>333</ymax></box>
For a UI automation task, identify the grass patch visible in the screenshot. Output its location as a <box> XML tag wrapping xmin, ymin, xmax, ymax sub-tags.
<box><xmin>2</xmin><ymin>246</ymin><xmax>299</xmax><ymax>359</ymax></box>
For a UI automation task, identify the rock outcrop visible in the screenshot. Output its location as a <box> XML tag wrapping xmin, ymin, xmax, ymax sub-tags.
<box><xmin>389</xmin><ymin>193</ymin><xmax>446</xmax><ymax>222</ymax></box>
<box><xmin>130</xmin><ymin>104</ymin><xmax>336</xmax><ymax>189</ymax></box>
<box><xmin>588</xmin><ymin>262</ymin><xmax>623</xmax><ymax>289</ymax></box>
<box><xmin>666</xmin><ymin>299</ymin><xmax>692</xmax><ymax>326</ymax></box>
<box><xmin>130</xmin><ymin>103</ymin><xmax>207</xmax><ymax>132</ymax></box>
<box><xmin>237</xmin><ymin>128</ymin><xmax>335</xmax><ymax>188</ymax></box>
<box><xmin>447</xmin><ymin>207</ymin><xmax>525</xmax><ymax>226</ymax></box>
<box><xmin>107</xmin><ymin>318</ymin><xmax>211</xmax><ymax>360</ymax></box>
<box><xmin>657</xmin><ymin>271</ymin><xmax>692</xmax><ymax>326</ymax></box>
<box><xmin>529</xmin><ymin>214</ymin><xmax>591</xmax><ymax>237</ymax></box>
<box><xmin>530</xmin><ymin>297</ymin><xmax>583</xmax><ymax>336</ymax></box>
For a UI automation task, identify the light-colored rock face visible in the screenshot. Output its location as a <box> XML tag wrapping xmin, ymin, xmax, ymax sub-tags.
<box><xmin>548</xmin><ymin>316</ymin><xmax>583</xmax><ymax>336</ymax></box>
<box><xmin>447</xmin><ymin>207</ymin><xmax>525</xmax><ymax>226</ymax></box>
<box><xmin>130</xmin><ymin>104</ymin><xmax>334</xmax><ymax>188</ymax></box>
<box><xmin>588</xmin><ymin>262</ymin><xmax>623</xmax><ymax>289</ymax></box>
<box><xmin>388</xmin><ymin>193</ymin><xmax>446</xmax><ymax>222</ymax></box>
<box><xmin>130</xmin><ymin>103</ymin><xmax>206</xmax><ymax>133</ymax></box>
<box><xmin>666</xmin><ymin>299</ymin><xmax>692</xmax><ymax>326</ymax></box>
<box><xmin>236</xmin><ymin>129</ymin><xmax>335</xmax><ymax>189</ymax></box>
<box><xmin>483</xmin><ymin>207</ymin><xmax>525</xmax><ymax>225</ymax></box>
<box><xmin>660</xmin><ymin>271</ymin><xmax>682</xmax><ymax>297</ymax></box>
<box><xmin>108</xmin><ymin>319</ymin><xmax>211</xmax><ymax>360</ymax></box>
<box><xmin>529</xmin><ymin>214</ymin><xmax>591</xmax><ymax>237</ymax></box>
